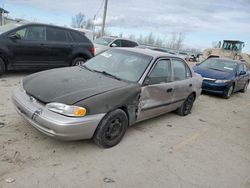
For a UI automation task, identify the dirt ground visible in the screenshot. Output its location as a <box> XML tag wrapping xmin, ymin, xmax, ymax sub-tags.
<box><xmin>0</xmin><ymin>72</ymin><xmax>250</xmax><ymax>188</ymax></box>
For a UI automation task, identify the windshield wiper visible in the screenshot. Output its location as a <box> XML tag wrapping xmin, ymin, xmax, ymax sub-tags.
<box><xmin>94</xmin><ymin>70</ymin><xmax>121</xmax><ymax>80</ymax></box>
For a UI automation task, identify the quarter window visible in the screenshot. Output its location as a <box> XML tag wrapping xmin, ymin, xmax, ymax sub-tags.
<box><xmin>148</xmin><ymin>59</ymin><xmax>171</xmax><ymax>85</ymax></box>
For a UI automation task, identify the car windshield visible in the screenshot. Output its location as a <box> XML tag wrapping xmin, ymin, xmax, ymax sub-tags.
<box><xmin>0</xmin><ymin>23</ymin><xmax>23</xmax><ymax>34</ymax></box>
<box><xmin>83</xmin><ymin>49</ymin><xmax>153</xmax><ymax>82</ymax></box>
<box><xmin>94</xmin><ymin>37</ymin><xmax>114</xmax><ymax>46</ymax></box>
<box><xmin>198</xmin><ymin>58</ymin><xmax>237</xmax><ymax>72</ymax></box>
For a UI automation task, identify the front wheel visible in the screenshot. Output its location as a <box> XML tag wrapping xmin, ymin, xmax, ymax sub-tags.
<box><xmin>93</xmin><ymin>109</ymin><xmax>128</xmax><ymax>148</ymax></box>
<box><xmin>176</xmin><ymin>94</ymin><xmax>195</xmax><ymax>116</ymax></box>
<box><xmin>223</xmin><ymin>85</ymin><xmax>234</xmax><ymax>99</ymax></box>
<box><xmin>241</xmin><ymin>81</ymin><xmax>249</xmax><ymax>93</ymax></box>
<box><xmin>72</xmin><ymin>57</ymin><xmax>86</xmax><ymax>66</ymax></box>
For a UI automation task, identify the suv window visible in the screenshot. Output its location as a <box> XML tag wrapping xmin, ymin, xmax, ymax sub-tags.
<box><xmin>47</xmin><ymin>27</ymin><xmax>67</xmax><ymax>42</ymax></box>
<box><xmin>172</xmin><ymin>59</ymin><xmax>191</xmax><ymax>80</ymax></box>
<box><xmin>148</xmin><ymin>59</ymin><xmax>171</xmax><ymax>85</ymax></box>
<box><xmin>238</xmin><ymin>64</ymin><xmax>244</xmax><ymax>74</ymax></box>
<box><xmin>15</xmin><ymin>26</ymin><xmax>46</xmax><ymax>41</ymax></box>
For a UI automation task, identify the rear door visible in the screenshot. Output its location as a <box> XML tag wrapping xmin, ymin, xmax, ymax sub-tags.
<box><xmin>137</xmin><ymin>59</ymin><xmax>176</xmax><ymax>122</ymax></box>
<box><xmin>9</xmin><ymin>25</ymin><xmax>48</xmax><ymax>69</ymax></box>
<box><xmin>46</xmin><ymin>26</ymin><xmax>73</xmax><ymax>68</ymax></box>
<box><xmin>171</xmin><ymin>58</ymin><xmax>193</xmax><ymax>102</ymax></box>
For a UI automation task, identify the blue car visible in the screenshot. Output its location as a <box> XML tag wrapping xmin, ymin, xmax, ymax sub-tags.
<box><xmin>193</xmin><ymin>58</ymin><xmax>249</xmax><ymax>98</ymax></box>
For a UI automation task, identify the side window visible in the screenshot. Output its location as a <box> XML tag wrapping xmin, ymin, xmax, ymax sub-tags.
<box><xmin>47</xmin><ymin>27</ymin><xmax>67</xmax><ymax>42</ymax></box>
<box><xmin>121</xmin><ymin>40</ymin><xmax>136</xmax><ymax>47</ymax></box>
<box><xmin>16</xmin><ymin>26</ymin><xmax>46</xmax><ymax>41</ymax></box>
<box><xmin>172</xmin><ymin>59</ymin><xmax>188</xmax><ymax>81</ymax></box>
<box><xmin>15</xmin><ymin>27</ymin><xmax>28</xmax><ymax>39</ymax></box>
<box><xmin>70</xmin><ymin>31</ymin><xmax>88</xmax><ymax>43</ymax></box>
<box><xmin>243</xmin><ymin>64</ymin><xmax>248</xmax><ymax>72</ymax></box>
<box><xmin>148</xmin><ymin>59</ymin><xmax>171</xmax><ymax>85</ymax></box>
<box><xmin>112</xmin><ymin>39</ymin><xmax>121</xmax><ymax>47</ymax></box>
<box><xmin>238</xmin><ymin>64</ymin><xmax>244</xmax><ymax>73</ymax></box>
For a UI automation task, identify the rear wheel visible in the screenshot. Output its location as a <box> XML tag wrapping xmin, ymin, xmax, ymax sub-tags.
<box><xmin>93</xmin><ymin>109</ymin><xmax>128</xmax><ymax>148</ymax></box>
<box><xmin>176</xmin><ymin>94</ymin><xmax>195</xmax><ymax>116</ymax></box>
<box><xmin>0</xmin><ymin>58</ymin><xmax>6</xmax><ymax>76</ymax></box>
<box><xmin>223</xmin><ymin>85</ymin><xmax>234</xmax><ymax>99</ymax></box>
<box><xmin>72</xmin><ymin>57</ymin><xmax>86</xmax><ymax>66</ymax></box>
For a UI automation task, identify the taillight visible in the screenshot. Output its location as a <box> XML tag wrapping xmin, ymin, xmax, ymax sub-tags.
<box><xmin>91</xmin><ymin>47</ymin><xmax>95</xmax><ymax>56</ymax></box>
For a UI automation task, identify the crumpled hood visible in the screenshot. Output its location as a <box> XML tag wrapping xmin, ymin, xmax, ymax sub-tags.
<box><xmin>23</xmin><ymin>66</ymin><xmax>131</xmax><ymax>105</ymax></box>
<box><xmin>193</xmin><ymin>66</ymin><xmax>234</xmax><ymax>80</ymax></box>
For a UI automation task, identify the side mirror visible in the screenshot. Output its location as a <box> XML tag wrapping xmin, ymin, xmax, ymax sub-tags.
<box><xmin>239</xmin><ymin>70</ymin><xmax>246</xmax><ymax>76</ymax></box>
<box><xmin>9</xmin><ymin>33</ymin><xmax>21</xmax><ymax>40</ymax></box>
<box><xmin>110</xmin><ymin>43</ymin><xmax>117</xmax><ymax>47</ymax></box>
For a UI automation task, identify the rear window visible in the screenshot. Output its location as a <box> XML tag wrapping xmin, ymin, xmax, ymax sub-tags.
<box><xmin>47</xmin><ymin>27</ymin><xmax>67</xmax><ymax>42</ymax></box>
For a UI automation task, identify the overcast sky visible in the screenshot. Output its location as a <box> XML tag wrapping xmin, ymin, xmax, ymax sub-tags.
<box><xmin>1</xmin><ymin>0</ymin><xmax>250</xmax><ymax>52</ymax></box>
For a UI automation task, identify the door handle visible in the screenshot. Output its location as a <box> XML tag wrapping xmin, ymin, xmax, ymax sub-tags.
<box><xmin>189</xmin><ymin>84</ymin><xmax>192</xmax><ymax>87</ymax></box>
<box><xmin>166</xmin><ymin>88</ymin><xmax>173</xmax><ymax>93</ymax></box>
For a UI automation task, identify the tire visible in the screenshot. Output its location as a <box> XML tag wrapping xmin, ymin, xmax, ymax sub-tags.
<box><xmin>223</xmin><ymin>85</ymin><xmax>234</xmax><ymax>99</ymax></box>
<box><xmin>0</xmin><ymin>58</ymin><xmax>6</xmax><ymax>76</ymax></box>
<box><xmin>241</xmin><ymin>81</ymin><xmax>249</xmax><ymax>93</ymax></box>
<box><xmin>176</xmin><ymin>94</ymin><xmax>195</xmax><ymax>116</ymax></box>
<box><xmin>93</xmin><ymin>109</ymin><xmax>128</xmax><ymax>148</ymax></box>
<box><xmin>72</xmin><ymin>57</ymin><xmax>86</xmax><ymax>66</ymax></box>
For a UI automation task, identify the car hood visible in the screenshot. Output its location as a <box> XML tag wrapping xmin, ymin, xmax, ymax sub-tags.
<box><xmin>193</xmin><ymin>66</ymin><xmax>234</xmax><ymax>80</ymax></box>
<box><xmin>23</xmin><ymin>66</ymin><xmax>132</xmax><ymax>105</ymax></box>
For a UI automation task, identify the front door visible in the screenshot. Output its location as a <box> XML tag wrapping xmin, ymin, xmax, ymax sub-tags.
<box><xmin>8</xmin><ymin>25</ymin><xmax>48</xmax><ymax>69</ymax></box>
<box><xmin>137</xmin><ymin>59</ymin><xmax>176</xmax><ymax>122</ymax></box>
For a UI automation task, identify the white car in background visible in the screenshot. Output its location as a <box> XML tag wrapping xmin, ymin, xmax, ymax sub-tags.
<box><xmin>94</xmin><ymin>36</ymin><xmax>138</xmax><ymax>55</ymax></box>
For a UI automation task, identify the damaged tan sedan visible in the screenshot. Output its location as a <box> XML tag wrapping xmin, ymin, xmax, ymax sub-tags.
<box><xmin>12</xmin><ymin>48</ymin><xmax>202</xmax><ymax>148</ymax></box>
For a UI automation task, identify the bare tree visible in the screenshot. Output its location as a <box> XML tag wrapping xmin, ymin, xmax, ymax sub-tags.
<box><xmin>71</xmin><ymin>13</ymin><xmax>86</xmax><ymax>28</ymax></box>
<box><xmin>175</xmin><ymin>32</ymin><xmax>185</xmax><ymax>50</ymax></box>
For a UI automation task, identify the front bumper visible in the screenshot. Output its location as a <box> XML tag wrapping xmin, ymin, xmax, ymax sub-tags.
<box><xmin>12</xmin><ymin>87</ymin><xmax>105</xmax><ymax>140</ymax></box>
<box><xmin>202</xmin><ymin>80</ymin><xmax>231</xmax><ymax>94</ymax></box>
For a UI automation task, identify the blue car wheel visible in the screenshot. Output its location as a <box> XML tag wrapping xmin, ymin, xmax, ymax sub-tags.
<box><xmin>223</xmin><ymin>85</ymin><xmax>234</xmax><ymax>99</ymax></box>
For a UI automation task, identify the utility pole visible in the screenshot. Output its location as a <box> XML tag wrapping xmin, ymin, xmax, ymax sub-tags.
<box><xmin>101</xmin><ymin>0</ymin><xmax>108</xmax><ymax>36</ymax></box>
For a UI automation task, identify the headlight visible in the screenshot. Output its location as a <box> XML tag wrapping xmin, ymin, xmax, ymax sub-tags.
<box><xmin>215</xmin><ymin>80</ymin><xmax>230</xmax><ymax>83</ymax></box>
<box><xmin>46</xmin><ymin>103</ymin><xmax>87</xmax><ymax>117</ymax></box>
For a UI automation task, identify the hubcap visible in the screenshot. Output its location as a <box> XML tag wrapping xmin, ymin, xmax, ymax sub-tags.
<box><xmin>105</xmin><ymin>118</ymin><xmax>122</xmax><ymax>140</ymax></box>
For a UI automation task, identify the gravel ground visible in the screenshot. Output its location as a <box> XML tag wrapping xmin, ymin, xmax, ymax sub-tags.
<box><xmin>0</xmin><ymin>72</ymin><xmax>250</xmax><ymax>188</ymax></box>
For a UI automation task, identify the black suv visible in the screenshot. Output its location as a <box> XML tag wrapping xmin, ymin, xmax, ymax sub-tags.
<box><xmin>0</xmin><ymin>23</ymin><xmax>94</xmax><ymax>75</ymax></box>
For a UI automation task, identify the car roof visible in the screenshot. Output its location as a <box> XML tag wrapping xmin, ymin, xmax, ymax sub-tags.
<box><xmin>19</xmin><ymin>23</ymin><xmax>81</xmax><ymax>33</ymax></box>
<box><xmin>115</xmin><ymin>47</ymin><xmax>181</xmax><ymax>59</ymax></box>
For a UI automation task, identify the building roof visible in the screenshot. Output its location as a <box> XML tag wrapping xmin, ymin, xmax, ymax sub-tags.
<box><xmin>0</xmin><ymin>8</ymin><xmax>9</xmax><ymax>14</ymax></box>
